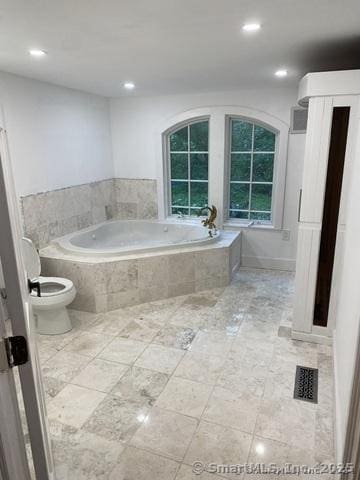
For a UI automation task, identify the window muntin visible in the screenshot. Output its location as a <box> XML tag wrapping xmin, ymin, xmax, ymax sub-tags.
<box><xmin>169</xmin><ymin>120</ymin><xmax>209</xmax><ymax>216</ymax></box>
<box><xmin>229</xmin><ymin>119</ymin><xmax>276</xmax><ymax>222</ymax></box>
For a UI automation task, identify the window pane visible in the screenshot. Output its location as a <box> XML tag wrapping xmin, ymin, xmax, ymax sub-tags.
<box><xmin>251</xmin><ymin>184</ymin><xmax>272</xmax><ymax>211</ymax></box>
<box><xmin>253</xmin><ymin>125</ymin><xmax>275</xmax><ymax>152</ymax></box>
<box><xmin>230</xmin><ymin>183</ymin><xmax>250</xmax><ymax>210</ymax></box>
<box><xmin>190</xmin><ymin>121</ymin><xmax>208</xmax><ymax>151</ymax></box>
<box><xmin>190</xmin><ymin>182</ymin><xmax>208</xmax><ymax>208</ymax></box>
<box><xmin>172</xmin><ymin>207</ymin><xmax>189</xmax><ymax>216</ymax></box>
<box><xmin>190</xmin><ymin>153</ymin><xmax>208</xmax><ymax>180</ymax></box>
<box><xmin>252</xmin><ymin>154</ymin><xmax>274</xmax><ymax>182</ymax></box>
<box><xmin>231</xmin><ymin>121</ymin><xmax>253</xmax><ymax>151</ymax></box>
<box><xmin>171</xmin><ymin>153</ymin><xmax>188</xmax><ymax>179</ymax></box>
<box><xmin>170</xmin><ymin>126</ymin><xmax>188</xmax><ymax>151</ymax></box>
<box><xmin>229</xmin><ymin>210</ymin><xmax>249</xmax><ymax>220</ymax></box>
<box><xmin>250</xmin><ymin>212</ymin><xmax>271</xmax><ymax>221</ymax></box>
<box><xmin>171</xmin><ymin>181</ymin><xmax>188</xmax><ymax>206</ymax></box>
<box><xmin>231</xmin><ymin>153</ymin><xmax>251</xmax><ymax>181</ymax></box>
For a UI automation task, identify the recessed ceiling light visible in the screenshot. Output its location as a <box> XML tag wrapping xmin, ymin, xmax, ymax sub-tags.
<box><xmin>242</xmin><ymin>23</ymin><xmax>261</xmax><ymax>32</ymax></box>
<box><xmin>275</xmin><ymin>69</ymin><xmax>288</xmax><ymax>77</ymax></box>
<box><xmin>29</xmin><ymin>49</ymin><xmax>47</xmax><ymax>57</ymax></box>
<box><xmin>124</xmin><ymin>82</ymin><xmax>135</xmax><ymax>90</ymax></box>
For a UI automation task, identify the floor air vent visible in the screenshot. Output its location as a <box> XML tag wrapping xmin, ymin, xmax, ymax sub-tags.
<box><xmin>294</xmin><ymin>366</ymin><xmax>318</xmax><ymax>404</ymax></box>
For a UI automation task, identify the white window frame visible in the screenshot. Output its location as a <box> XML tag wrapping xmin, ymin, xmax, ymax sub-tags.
<box><xmin>157</xmin><ymin>106</ymin><xmax>289</xmax><ymax>230</ymax></box>
<box><xmin>225</xmin><ymin>115</ymin><xmax>279</xmax><ymax>227</ymax></box>
<box><xmin>165</xmin><ymin>117</ymin><xmax>210</xmax><ymax>217</ymax></box>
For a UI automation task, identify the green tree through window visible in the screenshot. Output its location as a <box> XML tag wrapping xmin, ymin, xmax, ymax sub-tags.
<box><xmin>169</xmin><ymin>120</ymin><xmax>209</xmax><ymax>216</ymax></box>
<box><xmin>229</xmin><ymin>119</ymin><xmax>276</xmax><ymax>222</ymax></box>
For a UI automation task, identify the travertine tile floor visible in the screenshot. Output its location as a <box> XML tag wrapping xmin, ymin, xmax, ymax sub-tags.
<box><xmin>35</xmin><ymin>268</ymin><xmax>334</xmax><ymax>479</ymax></box>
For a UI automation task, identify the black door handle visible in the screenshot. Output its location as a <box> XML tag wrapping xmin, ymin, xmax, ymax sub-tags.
<box><xmin>28</xmin><ymin>279</ymin><xmax>41</xmax><ymax>297</ymax></box>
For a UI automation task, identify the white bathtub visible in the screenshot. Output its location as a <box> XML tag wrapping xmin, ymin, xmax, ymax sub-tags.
<box><xmin>53</xmin><ymin>220</ymin><xmax>220</xmax><ymax>256</ymax></box>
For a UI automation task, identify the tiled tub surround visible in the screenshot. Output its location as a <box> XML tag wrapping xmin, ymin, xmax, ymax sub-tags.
<box><xmin>34</xmin><ymin>269</ymin><xmax>334</xmax><ymax>479</ymax></box>
<box><xmin>40</xmin><ymin>231</ymin><xmax>241</xmax><ymax>312</ymax></box>
<box><xmin>20</xmin><ymin>178</ymin><xmax>158</xmax><ymax>248</ymax></box>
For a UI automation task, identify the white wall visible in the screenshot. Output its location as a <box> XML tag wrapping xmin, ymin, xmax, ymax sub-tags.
<box><xmin>0</xmin><ymin>71</ymin><xmax>113</xmax><ymax>197</ymax></box>
<box><xmin>110</xmin><ymin>88</ymin><xmax>305</xmax><ymax>270</ymax></box>
<box><xmin>333</xmin><ymin>109</ymin><xmax>360</xmax><ymax>460</ymax></box>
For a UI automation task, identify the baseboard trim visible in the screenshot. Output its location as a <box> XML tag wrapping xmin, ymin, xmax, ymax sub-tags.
<box><xmin>291</xmin><ymin>329</ymin><xmax>333</xmax><ymax>345</ymax></box>
<box><xmin>333</xmin><ymin>329</ymin><xmax>343</xmax><ymax>463</ymax></box>
<box><xmin>241</xmin><ymin>255</ymin><xmax>296</xmax><ymax>272</ymax></box>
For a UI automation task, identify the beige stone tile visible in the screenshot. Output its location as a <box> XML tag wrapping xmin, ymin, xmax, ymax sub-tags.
<box><xmin>63</xmin><ymin>331</ymin><xmax>114</xmax><ymax>357</ymax></box>
<box><xmin>99</xmin><ymin>338</ymin><xmax>148</xmax><ymax>365</ymax></box>
<box><xmin>43</xmin><ymin>377</ymin><xmax>67</xmax><ymax>402</ymax></box>
<box><xmin>109</xmin><ymin>446</ymin><xmax>179</xmax><ymax>480</ymax></box>
<box><xmin>42</xmin><ymin>350</ymin><xmax>90</xmax><ymax>382</ymax></box>
<box><xmin>135</xmin><ymin>345</ymin><xmax>185</xmax><ymax>374</ymax></box>
<box><xmin>112</xmin><ymin>366</ymin><xmax>169</xmax><ymax>407</ymax></box>
<box><xmin>152</xmin><ymin>324</ymin><xmax>197</xmax><ymax>350</ymax></box>
<box><xmin>89</xmin><ymin>312</ymin><xmax>132</xmax><ymax>336</ymax></box>
<box><xmin>130</xmin><ymin>407</ymin><xmax>198</xmax><ymax>461</ymax></box>
<box><xmin>168</xmin><ymin>282</ymin><xmax>196</xmax><ymax>298</ymax></box>
<box><xmin>184</xmin><ymin>421</ymin><xmax>252</xmax><ymax>480</ymax></box>
<box><xmin>138</xmin><ymin>256</ymin><xmax>169</xmax><ymax>288</ymax></box>
<box><xmin>52</xmin><ymin>429</ymin><xmax>124</xmax><ymax>480</ymax></box>
<box><xmin>255</xmin><ymin>398</ymin><xmax>317</xmax><ymax>451</ymax></box>
<box><xmin>155</xmin><ymin>377</ymin><xmax>212</xmax><ymax>418</ymax></box>
<box><xmin>174</xmin><ymin>351</ymin><xmax>225</xmax><ymax>385</ymax></box>
<box><xmin>190</xmin><ymin>331</ymin><xmax>234</xmax><ymax>356</ymax></box>
<box><xmin>168</xmin><ymin>253</ymin><xmax>195</xmax><ymax>284</ymax></box>
<box><xmin>71</xmin><ymin>358</ymin><xmax>129</xmax><ymax>392</ymax></box>
<box><xmin>203</xmin><ymin>386</ymin><xmax>260</xmax><ymax>434</ymax></box>
<box><xmin>119</xmin><ymin>317</ymin><xmax>162</xmax><ymax>342</ymax></box>
<box><xmin>175</xmin><ymin>464</ymin><xmax>224</xmax><ymax>479</ymax></box>
<box><xmin>244</xmin><ymin>436</ymin><xmax>315</xmax><ymax>480</ymax></box>
<box><xmin>84</xmin><ymin>394</ymin><xmax>150</xmax><ymax>443</ymax></box>
<box><xmin>68</xmin><ymin>309</ymin><xmax>99</xmax><ymax>330</ymax></box>
<box><xmin>47</xmin><ymin>384</ymin><xmax>106</xmax><ymax>429</ymax></box>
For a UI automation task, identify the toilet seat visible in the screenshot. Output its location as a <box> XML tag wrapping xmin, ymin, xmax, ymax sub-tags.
<box><xmin>31</xmin><ymin>276</ymin><xmax>74</xmax><ymax>297</ymax></box>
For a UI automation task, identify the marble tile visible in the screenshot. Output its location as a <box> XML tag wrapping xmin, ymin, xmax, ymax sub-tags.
<box><xmin>43</xmin><ymin>377</ymin><xmax>67</xmax><ymax>402</ymax></box>
<box><xmin>130</xmin><ymin>407</ymin><xmax>198</xmax><ymax>461</ymax></box>
<box><xmin>84</xmin><ymin>394</ymin><xmax>150</xmax><ymax>443</ymax></box>
<box><xmin>135</xmin><ymin>345</ymin><xmax>185</xmax><ymax>374</ymax></box>
<box><xmin>63</xmin><ymin>331</ymin><xmax>114</xmax><ymax>357</ymax></box>
<box><xmin>119</xmin><ymin>317</ymin><xmax>162</xmax><ymax>342</ymax></box>
<box><xmin>170</xmin><ymin>307</ymin><xmax>211</xmax><ymax>329</ymax></box>
<box><xmin>174</xmin><ymin>351</ymin><xmax>225</xmax><ymax>385</ymax></box>
<box><xmin>52</xmin><ymin>428</ymin><xmax>124</xmax><ymax>480</ymax></box>
<box><xmin>152</xmin><ymin>324</ymin><xmax>197</xmax><ymax>350</ymax></box>
<box><xmin>42</xmin><ymin>351</ymin><xmax>90</xmax><ymax>382</ymax></box>
<box><xmin>155</xmin><ymin>377</ymin><xmax>212</xmax><ymax>418</ymax></box>
<box><xmin>112</xmin><ymin>366</ymin><xmax>169</xmax><ymax>407</ymax></box>
<box><xmin>109</xmin><ymin>446</ymin><xmax>179</xmax><ymax>480</ymax></box>
<box><xmin>203</xmin><ymin>386</ymin><xmax>260</xmax><ymax>434</ymax></box>
<box><xmin>244</xmin><ymin>436</ymin><xmax>315</xmax><ymax>480</ymax></box>
<box><xmin>71</xmin><ymin>358</ymin><xmax>129</xmax><ymax>392</ymax></box>
<box><xmin>99</xmin><ymin>338</ymin><xmax>148</xmax><ymax>365</ymax></box>
<box><xmin>273</xmin><ymin>337</ymin><xmax>319</xmax><ymax>368</ymax></box>
<box><xmin>175</xmin><ymin>464</ymin><xmax>224</xmax><ymax>480</ymax></box>
<box><xmin>217</xmin><ymin>351</ymin><xmax>270</xmax><ymax>397</ymax></box>
<box><xmin>89</xmin><ymin>312</ymin><xmax>132</xmax><ymax>336</ymax></box>
<box><xmin>184</xmin><ymin>421</ymin><xmax>252</xmax><ymax>480</ymax></box>
<box><xmin>138</xmin><ymin>256</ymin><xmax>169</xmax><ymax>288</ymax></box>
<box><xmin>47</xmin><ymin>384</ymin><xmax>106</xmax><ymax>429</ymax></box>
<box><xmin>190</xmin><ymin>331</ymin><xmax>234</xmax><ymax>356</ymax></box>
<box><xmin>255</xmin><ymin>397</ymin><xmax>317</xmax><ymax>451</ymax></box>
<box><xmin>68</xmin><ymin>309</ymin><xmax>99</xmax><ymax>330</ymax></box>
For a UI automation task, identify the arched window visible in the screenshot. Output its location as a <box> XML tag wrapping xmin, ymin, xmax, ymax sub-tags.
<box><xmin>228</xmin><ymin>118</ymin><xmax>277</xmax><ymax>223</ymax></box>
<box><xmin>167</xmin><ymin>119</ymin><xmax>209</xmax><ymax>216</ymax></box>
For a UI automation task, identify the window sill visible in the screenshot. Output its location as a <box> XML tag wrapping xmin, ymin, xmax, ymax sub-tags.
<box><xmin>223</xmin><ymin>221</ymin><xmax>278</xmax><ymax>231</ymax></box>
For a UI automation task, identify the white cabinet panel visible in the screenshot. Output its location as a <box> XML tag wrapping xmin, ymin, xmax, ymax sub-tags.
<box><xmin>299</xmin><ymin>97</ymin><xmax>333</xmax><ymax>224</ymax></box>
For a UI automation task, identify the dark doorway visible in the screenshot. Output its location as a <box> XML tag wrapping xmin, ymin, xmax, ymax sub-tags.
<box><xmin>313</xmin><ymin>107</ymin><xmax>350</xmax><ymax>327</ymax></box>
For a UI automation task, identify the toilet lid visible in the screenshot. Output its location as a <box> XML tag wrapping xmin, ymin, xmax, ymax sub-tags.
<box><xmin>22</xmin><ymin>237</ymin><xmax>41</xmax><ymax>279</ymax></box>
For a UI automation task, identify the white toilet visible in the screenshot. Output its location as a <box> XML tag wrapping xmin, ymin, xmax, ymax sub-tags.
<box><xmin>22</xmin><ymin>238</ymin><xmax>76</xmax><ymax>335</ymax></box>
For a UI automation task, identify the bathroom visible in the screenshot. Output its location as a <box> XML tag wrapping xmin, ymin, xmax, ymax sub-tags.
<box><xmin>0</xmin><ymin>1</ymin><xmax>360</xmax><ymax>479</ymax></box>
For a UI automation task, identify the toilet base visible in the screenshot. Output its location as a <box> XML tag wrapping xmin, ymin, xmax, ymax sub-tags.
<box><xmin>35</xmin><ymin>307</ymin><xmax>73</xmax><ymax>335</ymax></box>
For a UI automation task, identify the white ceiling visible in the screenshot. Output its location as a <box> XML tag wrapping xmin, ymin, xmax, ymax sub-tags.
<box><xmin>0</xmin><ymin>0</ymin><xmax>360</xmax><ymax>97</ymax></box>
